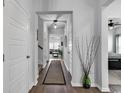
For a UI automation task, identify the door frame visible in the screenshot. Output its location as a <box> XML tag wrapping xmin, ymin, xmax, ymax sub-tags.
<box><xmin>36</xmin><ymin>11</ymin><xmax>73</xmax><ymax>75</ymax></box>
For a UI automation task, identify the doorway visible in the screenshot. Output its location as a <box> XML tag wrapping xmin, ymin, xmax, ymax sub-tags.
<box><xmin>37</xmin><ymin>11</ymin><xmax>73</xmax><ymax>75</ymax></box>
<box><xmin>108</xmin><ymin>18</ymin><xmax>121</xmax><ymax>87</ymax></box>
<box><xmin>101</xmin><ymin>0</ymin><xmax>121</xmax><ymax>92</ymax></box>
<box><xmin>48</xmin><ymin>28</ymin><xmax>64</xmax><ymax>60</ymax></box>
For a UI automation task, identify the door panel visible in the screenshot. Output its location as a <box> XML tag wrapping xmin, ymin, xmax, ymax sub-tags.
<box><xmin>3</xmin><ymin>0</ymin><xmax>31</xmax><ymax>93</ymax></box>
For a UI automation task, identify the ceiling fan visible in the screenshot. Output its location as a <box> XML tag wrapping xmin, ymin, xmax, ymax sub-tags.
<box><xmin>50</xmin><ymin>15</ymin><xmax>66</xmax><ymax>29</ymax></box>
<box><xmin>108</xmin><ymin>19</ymin><xmax>121</xmax><ymax>30</ymax></box>
<box><xmin>45</xmin><ymin>14</ymin><xmax>66</xmax><ymax>23</ymax></box>
<box><xmin>108</xmin><ymin>19</ymin><xmax>121</xmax><ymax>27</ymax></box>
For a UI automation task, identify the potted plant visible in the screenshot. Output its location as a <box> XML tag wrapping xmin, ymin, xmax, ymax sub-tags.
<box><xmin>76</xmin><ymin>35</ymin><xmax>100</xmax><ymax>89</ymax></box>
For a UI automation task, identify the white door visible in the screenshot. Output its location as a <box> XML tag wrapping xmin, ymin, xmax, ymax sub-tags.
<box><xmin>3</xmin><ymin>0</ymin><xmax>30</xmax><ymax>93</ymax></box>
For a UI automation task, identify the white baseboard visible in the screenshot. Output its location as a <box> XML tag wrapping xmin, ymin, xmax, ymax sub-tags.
<box><xmin>29</xmin><ymin>82</ymin><xmax>34</xmax><ymax>90</ymax></box>
<box><xmin>34</xmin><ymin>81</ymin><xmax>38</xmax><ymax>85</ymax></box>
<box><xmin>71</xmin><ymin>82</ymin><xmax>82</xmax><ymax>87</ymax></box>
<box><xmin>28</xmin><ymin>81</ymin><xmax>37</xmax><ymax>92</ymax></box>
<box><xmin>71</xmin><ymin>81</ymin><xmax>110</xmax><ymax>92</ymax></box>
<box><xmin>43</xmin><ymin>63</ymin><xmax>46</xmax><ymax>68</ymax></box>
<box><xmin>71</xmin><ymin>81</ymin><xmax>96</xmax><ymax>87</ymax></box>
<box><xmin>64</xmin><ymin>63</ymin><xmax>69</xmax><ymax>72</ymax></box>
<box><xmin>34</xmin><ymin>74</ymin><xmax>38</xmax><ymax>85</ymax></box>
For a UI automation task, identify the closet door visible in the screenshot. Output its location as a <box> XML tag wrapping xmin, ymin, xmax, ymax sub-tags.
<box><xmin>3</xmin><ymin>0</ymin><xmax>31</xmax><ymax>93</ymax></box>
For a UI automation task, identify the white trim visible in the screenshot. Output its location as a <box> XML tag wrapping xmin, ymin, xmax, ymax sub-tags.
<box><xmin>34</xmin><ymin>79</ymin><xmax>38</xmax><ymax>86</ymax></box>
<box><xmin>36</xmin><ymin>11</ymin><xmax>73</xmax><ymax>15</ymax></box>
<box><xmin>71</xmin><ymin>81</ymin><xmax>96</xmax><ymax>87</ymax></box>
<box><xmin>43</xmin><ymin>63</ymin><xmax>47</xmax><ymax>68</ymax></box>
<box><xmin>91</xmin><ymin>83</ymin><xmax>96</xmax><ymax>87</ymax></box>
<box><xmin>64</xmin><ymin>62</ymin><xmax>73</xmax><ymax>76</ymax></box>
<box><xmin>64</xmin><ymin>63</ymin><xmax>69</xmax><ymax>72</ymax></box>
<box><xmin>29</xmin><ymin>82</ymin><xmax>34</xmax><ymax>90</ymax></box>
<box><xmin>71</xmin><ymin>81</ymin><xmax>110</xmax><ymax>92</ymax></box>
<box><xmin>28</xmin><ymin>82</ymin><xmax>37</xmax><ymax>93</ymax></box>
<box><xmin>34</xmin><ymin>73</ymin><xmax>38</xmax><ymax>86</ymax></box>
<box><xmin>71</xmin><ymin>82</ymin><xmax>82</xmax><ymax>87</ymax></box>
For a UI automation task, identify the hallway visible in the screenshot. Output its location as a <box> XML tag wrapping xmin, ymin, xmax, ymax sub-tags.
<box><xmin>43</xmin><ymin>60</ymin><xmax>66</xmax><ymax>85</ymax></box>
<box><xmin>3</xmin><ymin>0</ymin><xmax>121</xmax><ymax>93</ymax></box>
<box><xmin>29</xmin><ymin>60</ymin><xmax>102</xmax><ymax>93</ymax></box>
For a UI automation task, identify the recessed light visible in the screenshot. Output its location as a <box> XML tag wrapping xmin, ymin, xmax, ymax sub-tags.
<box><xmin>54</xmin><ymin>24</ymin><xmax>57</xmax><ymax>29</ymax></box>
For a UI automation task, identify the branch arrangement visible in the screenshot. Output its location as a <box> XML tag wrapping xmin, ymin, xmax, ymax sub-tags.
<box><xmin>76</xmin><ymin>35</ymin><xmax>100</xmax><ymax>77</ymax></box>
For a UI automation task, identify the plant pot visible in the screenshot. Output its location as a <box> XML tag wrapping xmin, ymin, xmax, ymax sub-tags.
<box><xmin>83</xmin><ymin>83</ymin><xmax>91</xmax><ymax>89</ymax></box>
<box><xmin>82</xmin><ymin>75</ymin><xmax>91</xmax><ymax>89</ymax></box>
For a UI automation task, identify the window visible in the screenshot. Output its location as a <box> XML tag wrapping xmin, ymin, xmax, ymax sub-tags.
<box><xmin>116</xmin><ymin>35</ymin><xmax>121</xmax><ymax>54</ymax></box>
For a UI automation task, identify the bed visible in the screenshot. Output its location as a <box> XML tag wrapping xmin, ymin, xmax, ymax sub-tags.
<box><xmin>108</xmin><ymin>53</ymin><xmax>121</xmax><ymax>70</ymax></box>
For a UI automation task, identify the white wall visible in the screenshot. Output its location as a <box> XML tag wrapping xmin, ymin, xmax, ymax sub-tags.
<box><xmin>47</xmin><ymin>0</ymin><xmax>98</xmax><ymax>88</ymax></box>
<box><xmin>63</xmin><ymin>15</ymin><xmax>73</xmax><ymax>75</ymax></box>
<box><xmin>33</xmin><ymin>0</ymin><xmax>54</xmax><ymax>84</ymax></box>
<box><xmin>63</xmin><ymin>20</ymin><xmax>70</xmax><ymax>72</ymax></box>
<box><xmin>31</xmin><ymin>0</ymin><xmax>121</xmax><ymax>92</ymax></box>
<box><xmin>36</xmin><ymin>0</ymin><xmax>50</xmax><ymax>67</ymax></box>
<box><xmin>43</xmin><ymin>22</ymin><xmax>49</xmax><ymax>67</ymax></box>
<box><xmin>38</xmin><ymin>17</ymin><xmax>44</xmax><ymax>65</ymax></box>
<box><xmin>32</xmin><ymin>0</ymin><xmax>40</xmax><ymax>85</ymax></box>
<box><xmin>32</xmin><ymin>0</ymin><xmax>49</xmax><ymax>85</ymax></box>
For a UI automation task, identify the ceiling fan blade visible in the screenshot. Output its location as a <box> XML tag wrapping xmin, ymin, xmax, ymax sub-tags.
<box><xmin>44</xmin><ymin>19</ymin><xmax>66</xmax><ymax>22</ymax></box>
<box><xmin>57</xmin><ymin>20</ymin><xmax>66</xmax><ymax>22</ymax></box>
<box><xmin>114</xmin><ymin>23</ymin><xmax>121</xmax><ymax>25</ymax></box>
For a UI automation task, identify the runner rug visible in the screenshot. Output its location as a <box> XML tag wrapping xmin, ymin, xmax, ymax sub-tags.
<box><xmin>43</xmin><ymin>60</ymin><xmax>66</xmax><ymax>85</ymax></box>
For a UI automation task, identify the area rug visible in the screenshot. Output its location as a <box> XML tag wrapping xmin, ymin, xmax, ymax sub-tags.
<box><xmin>43</xmin><ymin>60</ymin><xmax>66</xmax><ymax>85</ymax></box>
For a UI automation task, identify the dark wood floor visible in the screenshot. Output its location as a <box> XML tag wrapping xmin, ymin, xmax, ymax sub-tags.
<box><xmin>29</xmin><ymin>60</ymin><xmax>107</xmax><ymax>93</ymax></box>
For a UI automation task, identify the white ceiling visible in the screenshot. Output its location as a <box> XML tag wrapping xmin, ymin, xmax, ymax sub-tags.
<box><xmin>39</xmin><ymin>13</ymin><xmax>71</xmax><ymax>42</ymax></box>
<box><xmin>39</xmin><ymin>13</ymin><xmax>70</xmax><ymax>29</ymax></box>
<box><xmin>40</xmin><ymin>13</ymin><xmax>69</xmax><ymax>38</ymax></box>
<box><xmin>40</xmin><ymin>14</ymin><xmax>58</xmax><ymax>21</ymax></box>
<box><xmin>40</xmin><ymin>13</ymin><xmax>69</xmax><ymax>21</ymax></box>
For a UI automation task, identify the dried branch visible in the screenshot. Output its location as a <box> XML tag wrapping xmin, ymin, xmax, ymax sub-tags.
<box><xmin>76</xmin><ymin>35</ymin><xmax>100</xmax><ymax>76</ymax></box>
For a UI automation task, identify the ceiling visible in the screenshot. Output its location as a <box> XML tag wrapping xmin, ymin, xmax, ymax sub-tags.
<box><xmin>39</xmin><ymin>13</ymin><xmax>71</xmax><ymax>42</ymax></box>
<box><xmin>40</xmin><ymin>13</ymin><xmax>69</xmax><ymax>37</ymax></box>
<box><xmin>39</xmin><ymin>13</ymin><xmax>71</xmax><ymax>29</ymax></box>
<box><xmin>40</xmin><ymin>13</ymin><xmax>69</xmax><ymax>21</ymax></box>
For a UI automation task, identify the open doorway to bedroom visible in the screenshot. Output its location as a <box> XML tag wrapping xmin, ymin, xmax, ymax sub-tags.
<box><xmin>101</xmin><ymin>0</ymin><xmax>121</xmax><ymax>92</ymax></box>
<box><xmin>108</xmin><ymin>18</ymin><xmax>121</xmax><ymax>89</ymax></box>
